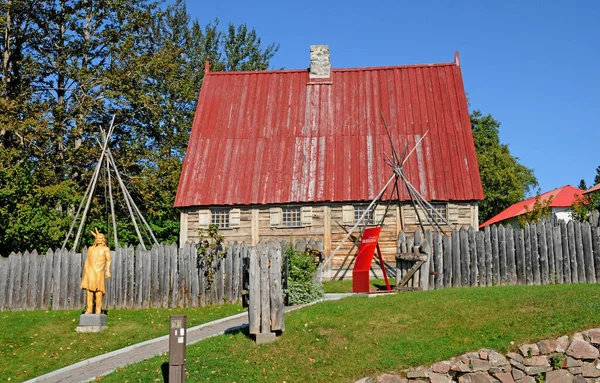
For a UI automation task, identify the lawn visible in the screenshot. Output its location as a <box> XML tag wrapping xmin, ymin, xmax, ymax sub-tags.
<box><xmin>0</xmin><ymin>304</ymin><xmax>245</xmax><ymax>382</ymax></box>
<box><xmin>323</xmin><ymin>278</ymin><xmax>395</xmax><ymax>293</ymax></box>
<box><xmin>102</xmin><ymin>284</ymin><xmax>600</xmax><ymax>383</ymax></box>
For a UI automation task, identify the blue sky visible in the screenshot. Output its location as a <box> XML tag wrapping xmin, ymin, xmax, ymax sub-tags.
<box><xmin>185</xmin><ymin>0</ymin><xmax>600</xmax><ymax>194</ymax></box>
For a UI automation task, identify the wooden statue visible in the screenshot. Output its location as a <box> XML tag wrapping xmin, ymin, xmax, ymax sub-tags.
<box><xmin>81</xmin><ymin>228</ymin><xmax>112</xmax><ymax>314</ymax></box>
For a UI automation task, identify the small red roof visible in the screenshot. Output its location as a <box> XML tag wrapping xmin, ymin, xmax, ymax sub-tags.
<box><xmin>479</xmin><ymin>185</ymin><xmax>584</xmax><ymax>228</ymax></box>
<box><xmin>175</xmin><ymin>53</ymin><xmax>483</xmax><ymax>207</ymax></box>
<box><xmin>585</xmin><ymin>183</ymin><xmax>600</xmax><ymax>194</ymax></box>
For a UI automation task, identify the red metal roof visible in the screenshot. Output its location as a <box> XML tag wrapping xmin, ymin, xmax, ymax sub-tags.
<box><xmin>585</xmin><ymin>183</ymin><xmax>600</xmax><ymax>194</ymax></box>
<box><xmin>479</xmin><ymin>185</ymin><xmax>584</xmax><ymax>228</ymax></box>
<box><xmin>175</xmin><ymin>53</ymin><xmax>483</xmax><ymax>207</ymax></box>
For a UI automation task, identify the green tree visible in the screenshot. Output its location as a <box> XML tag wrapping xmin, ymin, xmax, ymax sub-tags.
<box><xmin>594</xmin><ymin>166</ymin><xmax>600</xmax><ymax>186</ymax></box>
<box><xmin>518</xmin><ymin>193</ymin><xmax>554</xmax><ymax>227</ymax></box>
<box><xmin>579</xmin><ymin>179</ymin><xmax>588</xmax><ymax>190</ymax></box>
<box><xmin>471</xmin><ymin>110</ymin><xmax>538</xmax><ymax>224</ymax></box>
<box><xmin>0</xmin><ymin>0</ymin><xmax>279</xmax><ymax>253</ymax></box>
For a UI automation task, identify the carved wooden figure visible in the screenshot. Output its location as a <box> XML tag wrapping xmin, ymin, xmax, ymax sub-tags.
<box><xmin>81</xmin><ymin>229</ymin><xmax>112</xmax><ymax>314</ymax></box>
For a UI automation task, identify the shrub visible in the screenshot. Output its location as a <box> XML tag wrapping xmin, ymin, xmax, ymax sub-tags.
<box><xmin>284</xmin><ymin>244</ymin><xmax>324</xmax><ymax>306</ymax></box>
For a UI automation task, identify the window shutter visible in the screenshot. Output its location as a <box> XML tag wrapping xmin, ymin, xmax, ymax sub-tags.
<box><xmin>199</xmin><ymin>209</ymin><xmax>210</xmax><ymax>229</ymax></box>
<box><xmin>270</xmin><ymin>208</ymin><xmax>281</xmax><ymax>227</ymax></box>
<box><xmin>374</xmin><ymin>206</ymin><xmax>386</xmax><ymax>225</ymax></box>
<box><xmin>342</xmin><ymin>205</ymin><xmax>354</xmax><ymax>225</ymax></box>
<box><xmin>230</xmin><ymin>208</ymin><xmax>241</xmax><ymax>228</ymax></box>
<box><xmin>301</xmin><ymin>206</ymin><xmax>313</xmax><ymax>226</ymax></box>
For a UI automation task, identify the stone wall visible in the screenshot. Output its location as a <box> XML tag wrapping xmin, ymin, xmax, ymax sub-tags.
<box><xmin>357</xmin><ymin>328</ymin><xmax>600</xmax><ymax>383</ymax></box>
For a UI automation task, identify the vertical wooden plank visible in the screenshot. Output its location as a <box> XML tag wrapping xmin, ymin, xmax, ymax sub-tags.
<box><xmin>581</xmin><ymin>221</ymin><xmax>596</xmax><ymax>283</ymax></box>
<box><xmin>109</xmin><ymin>249</ymin><xmax>117</xmax><ymax>309</ymax></box>
<box><xmin>127</xmin><ymin>246</ymin><xmax>134</xmax><ymax>308</ymax></box>
<box><xmin>60</xmin><ymin>249</ymin><xmax>69</xmax><ymax>310</ymax></box>
<box><xmin>451</xmin><ymin>229</ymin><xmax>460</xmax><ymax>287</ymax></box>
<box><xmin>27</xmin><ymin>251</ymin><xmax>38</xmax><ymax>310</ymax></box>
<box><xmin>538</xmin><ymin>222</ymin><xmax>549</xmax><ymax>285</ymax></box>
<box><xmin>117</xmin><ymin>247</ymin><xmax>125</xmax><ymax>309</ymax></box>
<box><xmin>225</xmin><ymin>243</ymin><xmax>233</xmax><ymax>302</ymax></box>
<box><xmin>476</xmin><ymin>231</ymin><xmax>485</xmax><ymax>286</ymax></box>
<box><xmin>218</xmin><ymin>254</ymin><xmax>225</xmax><ymax>304</ymax></box>
<box><xmin>144</xmin><ymin>248</ymin><xmax>152</xmax><ymax>308</ymax></box>
<box><xmin>44</xmin><ymin>250</ymin><xmax>55</xmax><ymax>310</ymax></box>
<box><xmin>567</xmin><ymin>221</ymin><xmax>578</xmax><ymax>283</ymax></box>
<box><xmin>232</xmin><ymin>242</ymin><xmax>241</xmax><ymax>301</ymax></box>
<box><xmin>395</xmin><ymin>233</ymin><xmax>405</xmax><ymax>288</ymax></box>
<box><xmin>524</xmin><ymin>224</ymin><xmax>533</xmax><ymax>285</ymax></box>
<box><xmin>515</xmin><ymin>230</ymin><xmax>525</xmax><ymax>285</ymax></box>
<box><xmin>411</xmin><ymin>232</ymin><xmax>420</xmax><ymax>288</ymax></box>
<box><xmin>269</xmin><ymin>241</ymin><xmax>284</xmax><ymax>331</ymax></box>
<box><xmin>248</xmin><ymin>247</ymin><xmax>260</xmax><ymax>334</ymax></box>
<box><xmin>552</xmin><ymin>226</ymin><xmax>564</xmax><ymax>284</ymax></box>
<box><xmin>74</xmin><ymin>250</ymin><xmax>84</xmax><ymax>309</ymax></box>
<box><xmin>198</xmin><ymin>248</ymin><xmax>206</xmax><ymax>307</ymax></box>
<box><xmin>489</xmin><ymin>226</ymin><xmax>498</xmax><ymax>286</ymax></box>
<box><xmin>546</xmin><ymin>223</ymin><xmax>555</xmax><ymax>284</ymax></box>
<box><xmin>559</xmin><ymin>222</ymin><xmax>570</xmax><ymax>284</ymax></box>
<box><xmin>190</xmin><ymin>243</ymin><xmax>198</xmax><ymax>307</ymax></box>
<box><xmin>0</xmin><ymin>255</ymin><xmax>10</xmax><ymax>311</ymax></box>
<box><xmin>180</xmin><ymin>244</ymin><xmax>188</xmax><ymax>307</ymax></box>
<box><xmin>260</xmin><ymin>244</ymin><xmax>271</xmax><ymax>334</ymax></box>
<box><xmin>442</xmin><ymin>235</ymin><xmax>452</xmax><ymax>288</ymax></box>
<box><xmin>530</xmin><ymin>223</ymin><xmax>540</xmax><ymax>285</ymax></box>
<box><xmin>434</xmin><ymin>232</ymin><xmax>443</xmax><ymax>289</ymax></box>
<box><xmin>459</xmin><ymin>228</ymin><xmax>469</xmax><ymax>287</ymax></box>
<box><xmin>37</xmin><ymin>252</ymin><xmax>47</xmax><ymax>310</ymax></box>
<box><xmin>423</xmin><ymin>231</ymin><xmax>432</xmax><ymax>291</ymax></box>
<box><xmin>484</xmin><ymin>226</ymin><xmax>492</xmax><ymax>287</ymax></box>
<box><xmin>7</xmin><ymin>253</ymin><xmax>18</xmax><ymax>310</ymax></box>
<box><xmin>498</xmin><ymin>226</ymin><xmax>506</xmax><ymax>285</ymax></box>
<box><xmin>468</xmin><ymin>227</ymin><xmax>477</xmax><ymax>287</ymax></box>
<box><xmin>20</xmin><ymin>251</ymin><xmax>30</xmax><ymax>310</ymax></box>
<box><xmin>169</xmin><ymin>244</ymin><xmax>178</xmax><ymax>308</ymax></box>
<box><xmin>135</xmin><ymin>245</ymin><xmax>143</xmax><ymax>308</ymax></box>
<box><xmin>593</xmin><ymin>226</ymin><xmax>600</xmax><ymax>283</ymax></box>
<box><xmin>160</xmin><ymin>245</ymin><xmax>168</xmax><ymax>308</ymax></box>
<box><xmin>151</xmin><ymin>245</ymin><xmax>159</xmax><ymax>307</ymax></box>
<box><xmin>505</xmin><ymin>228</ymin><xmax>515</xmax><ymax>284</ymax></box>
<box><xmin>574</xmin><ymin>221</ymin><xmax>586</xmax><ymax>283</ymax></box>
<box><xmin>51</xmin><ymin>250</ymin><xmax>61</xmax><ymax>310</ymax></box>
<box><xmin>67</xmin><ymin>249</ymin><xmax>76</xmax><ymax>309</ymax></box>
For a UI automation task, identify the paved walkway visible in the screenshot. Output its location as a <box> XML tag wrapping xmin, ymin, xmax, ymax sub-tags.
<box><xmin>25</xmin><ymin>293</ymin><xmax>355</xmax><ymax>383</ymax></box>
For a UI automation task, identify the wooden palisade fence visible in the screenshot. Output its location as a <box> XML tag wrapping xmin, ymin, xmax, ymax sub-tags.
<box><xmin>0</xmin><ymin>238</ymin><xmax>322</xmax><ymax>312</ymax></box>
<box><xmin>398</xmin><ymin>212</ymin><xmax>600</xmax><ymax>290</ymax></box>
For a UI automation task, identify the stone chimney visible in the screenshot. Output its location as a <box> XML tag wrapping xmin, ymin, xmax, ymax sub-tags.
<box><xmin>309</xmin><ymin>45</ymin><xmax>330</xmax><ymax>79</ymax></box>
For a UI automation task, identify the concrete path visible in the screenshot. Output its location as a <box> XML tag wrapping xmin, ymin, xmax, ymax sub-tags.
<box><xmin>25</xmin><ymin>293</ymin><xmax>354</xmax><ymax>383</ymax></box>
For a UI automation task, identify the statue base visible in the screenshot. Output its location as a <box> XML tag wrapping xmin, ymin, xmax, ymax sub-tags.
<box><xmin>75</xmin><ymin>314</ymin><xmax>107</xmax><ymax>333</ymax></box>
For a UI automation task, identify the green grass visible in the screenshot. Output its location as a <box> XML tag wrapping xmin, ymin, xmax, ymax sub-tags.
<box><xmin>102</xmin><ymin>284</ymin><xmax>600</xmax><ymax>383</ymax></box>
<box><xmin>323</xmin><ymin>278</ymin><xmax>395</xmax><ymax>293</ymax></box>
<box><xmin>0</xmin><ymin>304</ymin><xmax>245</xmax><ymax>382</ymax></box>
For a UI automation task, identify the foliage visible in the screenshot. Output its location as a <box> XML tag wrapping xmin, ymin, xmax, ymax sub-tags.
<box><xmin>0</xmin><ymin>0</ymin><xmax>278</xmax><ymax>254</ymax></box>
<box><xmin>102</xmin><ymin>284</ymin><xmax>600</xmax><ymax>382</ymax></box>
<box><xmin>518</xmin><ymin>193</ymin><xmax>554</xmax><ymax>227</ymax></box>
<box><xmin>579</xmin><ymin>179</ymin><xmax>588</xmax><ymax>190</ymax></box>
<box><xmin>0</xmin><ymin>305</ymin><xmax>245</xmax><ymax>382</ymax></box>
<box><xmin>197</xmin><ymin>224</ymin><xmax>226</xmax><ymax>291</ymax></box>
<box><xmin>595</xmin><ymin>166</ymin><xmax>600</xmax><ymax>186</ymax></box>
<box><xmin>570</xmin><ymin>194</ymin><xmax>599</xmax><ymax>222</ymax></box>
<box><xmin>471</xmin><ymin>110</ymin><xmax>538</xmax><ymax>224</ymax></box>
<box><xmin>550</xmin><ymin>354</ymin><xmax>565</xmax><ymax>370</ymax></box>
<box><xmin>285</xmin><ymin>244</ymin><xmax>324</xmax><ymax>305</ymax></box>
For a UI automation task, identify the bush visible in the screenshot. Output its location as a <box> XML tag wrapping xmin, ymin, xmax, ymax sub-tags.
<box><xmin>285</xmin><ymin>245</ymin><xmax>324</xmax><ymax>306</ymax></box>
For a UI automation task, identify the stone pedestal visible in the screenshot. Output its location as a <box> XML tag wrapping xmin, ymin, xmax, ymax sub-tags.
<box><xmin>75</xmin><ymin>314</ymin><xmax>107</xmax><ymax>333</ymax></box>
<box><xmin>254</xmin><ymin>332</ymin><xmax>277</xmax><ymax>345</ymax></box>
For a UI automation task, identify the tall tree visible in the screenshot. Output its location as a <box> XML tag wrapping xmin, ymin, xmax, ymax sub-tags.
<box><xmin>579</xmin><ymin>179</ymin><xmax>588</xmax><ymax>191</ymax></box>
<box><xmin>594</xmin><ymin>166</ymin><xmax>600</xmax><ymax>186</ymax></box>
<box><xmin>471</xmin><ymin>110</ymin><xmax>538</xmax><ymax>223</ymax></box>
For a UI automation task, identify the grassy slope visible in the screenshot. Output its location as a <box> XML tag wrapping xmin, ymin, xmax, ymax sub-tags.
<box><xmin>0</xmin><ymin>304</ymin><xmax>245</xmax><ymax>382</ymax></box>
<box><xmin>103</xmin><ymin>284</ymin><xmax>600</xmax><ymax>383</ymax></box>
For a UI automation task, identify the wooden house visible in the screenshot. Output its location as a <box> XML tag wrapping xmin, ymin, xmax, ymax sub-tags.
<box><xmin>480</xmin><ymin>185</ymin><xmax>585</xmax><ymax>229</ymax></box>
<box><xmin>175</xmin><ymin>45</ymin><xmax>484</xmax><ymax>278</ymax></box>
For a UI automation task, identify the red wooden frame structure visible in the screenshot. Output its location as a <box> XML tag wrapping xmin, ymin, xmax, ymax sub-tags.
<box><xmin>352</xmin><ymin>227</ymin><xmax>392</xmax><ymax>293</ymax></box>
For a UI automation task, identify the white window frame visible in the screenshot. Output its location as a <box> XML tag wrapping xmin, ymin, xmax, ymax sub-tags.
<box><xmin>342</xmin><ymin>204</ymin><xmax>387</xmax><ymax>226</ymax></box>
<box><xmin>270</xmin><ymin>206</ymin><xmax>312</xmax><ymax>228</ymax></box>
<box><xmin>424</xmin><ymin>203</ymin><xmax>448</xmax><ymax>225</ymax></box>
<box><xmin>199</xmin><ymin>208</ymin><xmax>240</xmax><ymax>229</ymax></box>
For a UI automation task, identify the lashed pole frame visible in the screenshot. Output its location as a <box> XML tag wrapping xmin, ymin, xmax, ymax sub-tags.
<box><xmin>322</xmin><ymin>112</ymin><xmax>453</xmax><ymax>282</ymax></box>
<box><xmin>62</xmin><ymin>116</ymin><xmax>159</xmax><ymax>251</ymax></box>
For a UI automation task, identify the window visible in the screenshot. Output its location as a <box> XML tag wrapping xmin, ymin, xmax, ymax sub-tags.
<box><xmin>425</xmin><ymin>203</ymin><xmax>447</xmax><ymax>224</ymax></box>
<box><xmin>282</xmin><ymin>207</ymin><xmax>301</xmax><ymax>227</ymax></box>
<box><xmin>354</xmin><ymin>205</ymin><xmax>374</xmax><ymax>225</ymax></box>
<box><xmin>211</xmin><ymin>208</ymin><xmax>230</xmax><ymax>229</ymax></box>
